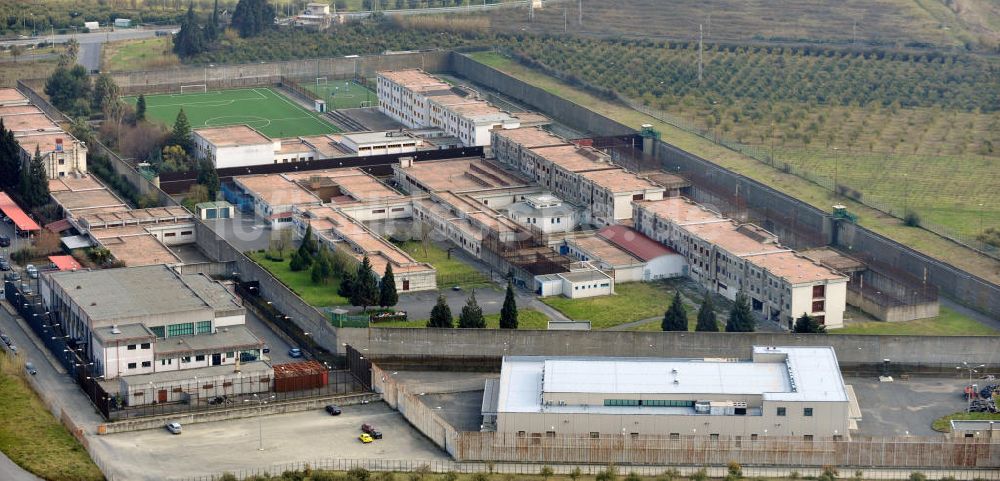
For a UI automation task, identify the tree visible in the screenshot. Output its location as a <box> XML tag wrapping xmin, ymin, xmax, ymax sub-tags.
<box><xmin>205</xmin><ymin>0</ymin><xmax>220</xmax><ymax>40</ymax></box>
<box><xmin>350</xmin><ymin>256</ymin><xmax>379</xmax><ymax>311</ymax></box>
<box><xmin>301</xmin><ymin>224</ymin><xmax>318</xmax><ymax>255</ymax></box>
<box><xmin>311</xmin><ymin>257</ymin><xmax>325</xmax><ymax>284</ymax></box>
<box><xmin>173</xmin><ymin>4</ymin><xmax>205</xmax><ymax>58</ymax></box>
<box><xmin>196</xmin><ymin>158</ymin><xmax>220</xmax><ymax>200</ymax></box>
<box><xmin>793</xmin><ymin>313</ymin><xmax>827</xmax><ymax>334</ymax></box>
<box><xmin>427</xmin><ymin>294</ymin><xmax>453</xmax><ymax>328</ymax></box>
<box><xmin>161</xmin><ymin>145</ymin><xmax>193</xmax><ymax>172</ymax></box>
<box><xmin>19</xmin><ymin>146</ymin><xmax>50</xmax><ymax>208</ymax></box>
<box><xmin>338</xmin><ymin>269</ymin><xmax>356</xmax><ymax>298</ymax></box>
<box><xmin>379</xmin><ymin>263</ymin><xmax>398</xmax><ymax>307</ymax></box>
<box><xmin>10</xmin><ymin>45</ymin><xmax>23</xmax><ymax>63</ymax></box>
<box><xmin>458</xmin><ymin>291</ymin><xmax>485</xmax><ymax>328</ymax></box>
<box><xmin>290</xmin><ymin>251</ymin><xmax>307</xmax><ymax>272</ymax></box>
<box><xmin>231</xmin><ymin>0</ymin><xmax>277</xmax><ymax>38</ymax></box>
<box><xmin>725</xmin><ymin>291</ymin><xmax>756</xmax><ymax>332</ymax></box>
<box><xmin>170</xmin><ymin>109</ymin><xmax>194</xmax><ymax>153</ymax></box>
<box><xmin>34</xmin><ymin>229</ymin><xmax>62</xmax><ymax>255</ymax></box>
<box><xmin>135</xmin><ymin>94</ymin><xmax>147</xmax><ymax>122</ymax></box>
<box><xmin>92</xmin><ymin>73</ymin><xmax>121</xmax><ymax>111</ymax></box>
<box><xmin>695</xmin><ymin>295</ymin><xmax>719</xmax><ymax>332</ymax></box>
<box><xmin>0</xmin><ymin>120</ymin><xmax>20</xmax><ymax>190</ymax></box>
<box><xmin>661</xmin><ymin>291</ymin><xmax>688</xmax><ymax>331</ymax></box>
<box><xmin>44</xmin><ymin>65</ymin><xmax>92</xmax><ymax>117</ymax></box>
<box><xmin>59</xmin><ymin>39</ymin><xmax>80</xmax><ymax>67</ymax></box>
<box><xmin>499</xmin><ymin>280</ymin><xmax>518</xmax><ymax>329</ymax></box>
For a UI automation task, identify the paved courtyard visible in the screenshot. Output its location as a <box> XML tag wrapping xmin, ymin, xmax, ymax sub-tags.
<box><xmin>845</xmin><ymin>375</ymin><xmax>969</xmax><ymax>437</ymax></box>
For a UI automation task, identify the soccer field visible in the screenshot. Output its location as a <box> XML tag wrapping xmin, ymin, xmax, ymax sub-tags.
<box><xmin>301</xmin><ymin>79</ymin><xmax>378</xmax><ymax>110</ymax></box>
<box><xmin>125</xmin><ymin>87</ymin><xmax>340</xmax><ymax>138</ymax></box>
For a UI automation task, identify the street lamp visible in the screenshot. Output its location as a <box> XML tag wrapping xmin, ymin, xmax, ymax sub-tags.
<box><xmin>957</xmin><ymin>362</ymin><xmax>986</xmax><ymax>413</ymax></box>
<box><xmin>244</xmin><ymin>393</ymin><xmax>276</xmax><ymax>451</ymax></box>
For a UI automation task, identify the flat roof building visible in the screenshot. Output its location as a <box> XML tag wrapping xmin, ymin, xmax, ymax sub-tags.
<box><xmin>487</xmin><ymin>346</ymin><xmax>851</xmax><ymax>439</ymax></box>
<box><xmin>0</xmin><ymin>103</ymin><xmax>87</xmax><ymax>179</ymax></box>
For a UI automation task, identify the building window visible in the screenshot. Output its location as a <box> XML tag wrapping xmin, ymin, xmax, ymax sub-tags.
<box><xmin>590</xmin><ymin>432</ymin><xmax>600</xmax><ymax>438</ymax></box>
<box><xmin>669</xmin><ymin>433</ymin><xmax>680</xmax><ymax>440</ymax></box>
<box><xmin>517</xmin><ymin>431</ymin><xmax>526</xmax><ymax>437</ymax></box>
<box><xmin>167</xmin><ymin>322</ymin><xmax>195</xmax><ymax>337</ymax></box>
<box><xmin>804</xmin><ymin>435</ymin><xmax>814</xmax><ymax>441</ymax></box>
<box><xmin>710</xmin><ymin>434</ymin><xmax>719</xmax><ymax>440</ymax></box>
<box><xmin>777</xmin><ymin>407</ymin><xmax>787</xmax><ymax>416</ymax></box>
<box><xmin>127</xmin><ymin>344</ymin><xmax>137</xmax><ymax>350</ymax></box>
<box><xmin>812</xmin><ymin>285</ymin><xmax>825</xmax><ymax>298</ymax></box>
<box><xmin>196</xmin><ymin>321</ymin><xmax>212</xmax><ymax>334</ymax></box>
<box><xmin>181</xmin><ymin>231</ymin><xmax>192</xmax><ymax>236</ymax></box>
<box><xmin>804</xmin><ymin>408</ymin><xmax>814</xmax><ymax>417</ymax></box>
<box><xmin>150</xmin><ymin>326</ymin><xmax>165</xmax><ymax>338</ymax></box>
<box><xmin>160</xmin><ymin>359</ymin><xmax>172</xmax><ymax>366</ymax></box>
<box><xmin>141</xmin><ymin>361</ymin><xmax>151</xmax><ymax>368</ymax></box>
<box><xmin>195</xmin><ymin>355</ymin><xmax>205</xmax><ymax>362</ymax></box>
<box><xmin>751</xmin><ymin>434</ymin><xmax>758</xmax><ymax>440</ymax></box>
<box><xmin>127</xmin><ymin>362</ymin><xmax>137</xmax><ymax>369</ymax></box>
<box><xmin>182</xmin><ymin>356</ymin><xmax>191</xmax><ymax>363</ymax></box>
<box><xmin>811</xmin><ymin>300</ymin><xmax>825</xmax><ymax>312</ymax></box>
<box><xmin>141</xmin><ymin>343</ymin><xmax>150</xmax><ymax>349</ymax></box>
<box><xmin>545</xmin><ymin>431</ymin><xmax>556</xmax><ymax>438</ymax></box>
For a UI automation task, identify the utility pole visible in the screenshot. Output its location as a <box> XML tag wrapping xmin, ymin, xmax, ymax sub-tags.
<box><xmin>707</xmin><ymin>13</ymin><xmax>711</xmax><ymax>38</ymax></box>
<box><xmin>563</xmin><ymin>8</ymin><xmax>567</xmax><ymax>33</ymax></box>
<box><xmin>852</xmin><ymin>21</ymin><xmax>857</xmax><ymax>45</ymax></box>
<box><xmin>579</xmin><ymin>0</ymin><xmax>582</xmax><ymax>25</ymax></box>
<box><xmin>698</xmin><ymin>24</ymin><xmax>704</xmax><ymax>84</ymax></box>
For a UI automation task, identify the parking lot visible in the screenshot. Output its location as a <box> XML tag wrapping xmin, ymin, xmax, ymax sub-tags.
<box><xmin>90</xmin><ymin>402</ymin><xmax>448</xmax><ymax>481</ymax></box>
<box><xmin>845</xmin><ymin>375</ymin><xmax>971</xmax><ymax>436</ymax></box>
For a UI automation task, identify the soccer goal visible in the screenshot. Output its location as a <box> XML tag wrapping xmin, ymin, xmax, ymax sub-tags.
<box><xmin>180</xmin><ymin>84</ymin><xmax>208</xmax><ymax>94</ymax></box>
<box><xmin>315</xmin><ymin>77</ymin><xmax>329</xmax><ymax>86</ymax></box>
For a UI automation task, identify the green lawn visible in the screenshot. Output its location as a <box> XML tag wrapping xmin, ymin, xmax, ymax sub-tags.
<box><xmin>394</xmin><ymin>240</ymin><xmax>488</xmax><ymax>285</ymax></box>
<box><xmin>102</xmin><ymin>36</ymin><xmax>180</xmax><ymax>72</ymax></box>
<box><xmin>124</xmin><ymin>87</ymin><xmax>340</xmax><ymax>138</ymax></box>
<box><xmin>463</xmin><ymin>51</ymin><xmax>1000</xmax><ymax>287</ymax></box>
<box><xmin>833</xmin><ymin>307</ymin><xmax>998</xmax><ymax>336</ymax></box>
<box><xmin>300</xmin><ymin>78</ymin><xmax>378</xmax><ymax>109</ymax></box>
<box><xmin>932</xmin><ymin>411</ymin><xmax>1000</xmax><ymax>432</ymax></box>
<box><xmin>377</xmin><ymin>309</ymin><xmax>550</xmax><ymax>329</ymax></box>
<box><xmin>0</xmin><ymin>357</ymin><xmax>103</xmax><ymax>481</ymax></box>
<box><xmin>541</xmin><ymin>281</ymin><xmax>681</xmax><ymax>329</ymax></box>
<box><xmin>248</xmin><ymin>251</ymin><xmax>348</xmax><ymax>308</ymax></box>
<box><xmin>628</xmin><ymin>309</ymin><xmax>709</xmax><ymax>332</ymax></box>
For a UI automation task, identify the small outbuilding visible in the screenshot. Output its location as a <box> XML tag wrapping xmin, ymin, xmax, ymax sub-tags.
<box><xmin>196</xmin><ymin>201</ymin><xmax>234</xmax><ymax>220</ymax></box>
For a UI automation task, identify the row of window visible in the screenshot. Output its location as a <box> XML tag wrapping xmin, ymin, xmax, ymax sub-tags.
<box><xmin>604</xmin><ymin>399</ymin><xmax>696</xmax><ymax>407</ymax></box>
<box><xmin>126</xmin><ymin>343</ymin><xmax>151</xmax><ymax>350</ymax></box>
<box><xmin>149</xmin><ymin>321</ymin><xmax>212</xmax><ymax>339</ymax></box>
<box><xmin>777</xmin><ymin>407</ymin><xmax>814</xmax><ymax>417</ymax></box>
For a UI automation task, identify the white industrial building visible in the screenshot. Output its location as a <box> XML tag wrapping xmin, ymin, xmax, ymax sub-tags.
<box><xmin>535</xmin><ymin>265</ymin><xmax>614</xmax><ymax>299</ymax></box>
<box><xmin>192</xmin><ymin>126</ymin><xmax>286</xmax><ymax>168</ymax></box>
<box><xmin>504</xmin><ymin>193</ymin><xmax>580</xmax><ymax>234</ymax></box>
<box><xmin>484</xmin><ymin>346</ymin><xmax>853</xmax><ymax>440</ymax></box>
<box><xmin>562</xmin><ymin>225</ymin><xmax>685</xmax><ymax>282</ymax></box>
<box><xmin>340</xmin><ymin>131</ymin><xmax>422</xmax><ymax>157</ymax></box>
<box><xmin>40</xmin><ymin>265</ymin><xmax>261</xmax><ymax>380</ymax></box>
<box><xmin>377</xmin><ymin>69</ymin><xmax>529</xmax><ymax>147</ymax></box>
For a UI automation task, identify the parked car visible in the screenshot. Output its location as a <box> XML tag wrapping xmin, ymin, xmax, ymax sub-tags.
<box><xmin>20</xmin><ymin>283</ymin><xmax>33</xmax><ymax>296</ymax></box>
<box><xmin>288</xmin><ymin>348</ymin><xmax>302</xmax><ymax>358</ymax></box>
<box><xmin>0</xmin><ymin>334</ymin><xmax>11</xmax><ymax>346</ymax></box>
<box><xmin>4</xmin><ymin>271</ymin><xmax>21</xmax><ymax>282</ymax></box>
<box><xmin>361</xmin><ymin>423</ymin><xmax>382</xmax><ymax>439</ymax></box>
<box><xmin>358</xmin><ymin>433</ymin><xmax>373</xmax><ymax>444</ymax></box>
<box><xmin>165</xmin><ymin>422</ymin><xmax>182</xmax><ymax>435</ymax></box>
<box><xmin>325</xmin><ymin>404</ymin><xmax>342</xmax><ymax>416</ymax></box>
<box><xmin>0</xmin><ymin>235</ymin><xmax>9</xmax><ymax>247</ymax></box>
<box><xmin>25</xmin><ymin>264</ymin><xmax>38</xmax><ymax>279</ymax></box>
<box><xmin>262</xmin><ymin>345</ymin><xmax>270</xmax><ymax>354</ymax></box>
<box><xmin>0</xmin><ymin>258</ymin><xmax>10</xmax><ymax>271</ymax></box>
<box><xmin>24</xmin><ymin>362</ymin><xmax>36</xmax><ymax>375</ymax></box>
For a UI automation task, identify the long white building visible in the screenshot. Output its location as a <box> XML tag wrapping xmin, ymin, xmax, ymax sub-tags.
<box><xmin>377</xmin><ymin>69</ymin><xmax>524</xmax><ymax>147</ymax></box>
<box><xmin>485</xmin><ymin>346</ymin><xmax>853</xmax><ymax>440</ymax></box>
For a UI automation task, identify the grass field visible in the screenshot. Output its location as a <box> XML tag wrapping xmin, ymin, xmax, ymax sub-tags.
<box><xmin>102</xmin><ymin>36</ymin><xmax>180</xmax><ymax>72</ymax></box>
<box><xmin>248</xmin><ymin>251</ymin><xmax>349</xmax><ymax>308</ymax></box>
<box><xmin>301</xmin><ymin>78</ymin><xmax>379</xmax><ymax>110</ymax></box>
<box><xmin>833</xmin><ymin>307</ymin><xmax>998</xmax><ymax>336</ymax></box>
<box><xmin>541</xmin><ymin>281</ymin><xmax>682</xmax><ymax>330</ymax></box>
<box><xmin>465</xmin><ymin>51</ymin><xmax>1000</xmax><ymax>286</ymax></box>
<box><xmin>125</xmin><ymin>87</ymin><xmax>339</xmax><ymax>138</ymax></box>
<box><xmin>378</xmin><ymin>309</ymin><xmax>551</xmax><ymax>329</ymax></box>
<box><xmin>395</xmin><ymin>240</ymin><xmax>489</xmax><ymax>286</ymax></box>
<box><xmin>0</xmin><ymin>356</ymin><xmax>103</xmax><ymax>481</ymax></box>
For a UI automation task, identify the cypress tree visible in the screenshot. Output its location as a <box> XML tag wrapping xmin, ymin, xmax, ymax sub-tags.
<box><xmin>458</xmin><ymin>291</ymin><xmax>485</xmax><ymax>328</ymax></box>
<box><xmin>379</xmin><ymin>263</ymin><xmax>398</xmax><ymax>307</ymax></box>
<box><xmin>661</xmin><ymin>290</ymin><xmax>688</xmax><ymax>331</ymax></box>
<box><xmin>350</xmin><ymin>256</ymin><xmax>379</xmax><ymax>311</ymax></box>
<box><xmin>196</xmin><ymin>158</ymin><xmax>219</xmax><ymax>200</ymax></box>
<box><xmin>725</xmin><ymin>291</ymin><xmax>756</xmax><ymax>332</ymax></box>
<box><xmin>300</xmin><ymin>224</ymin><xmax>318</xmax><ymax>254</ymax></box>
<box><xmin>171</xmin><ymin>109</ymin><xmax>193</xmax><ymax>153</ymax></box>
<box><xmin>173</xmin><ymin>4</ymin><xmax>204</xmax><ymax>58</ymax></box>
<box><xmin>499</xmin><ymin>280</ymin><xmax>518</xmax><ymax>329</ymax></box>
<box><xmin>0</xmin><ymin>119</ymin><xmax>20</xmax><ymax>190</ymax></box>
<box><xmin>695</xmin><ymin>296</ymin><xmax>719</xmax><ymax>332</ymax></box>
<box><xmin>135</xmin><ymin>94</ymin><xmax>147</xmax><ymax>122</ymax></box>
<box><xmin>338</xmin><ymin>269</ymin><xmax>356</xmax><ymax>299</ymax></box>
<box><xmin>19</xmin><ymin>145</ymin><xmax>50</xmax><ymax>208</ymax></box>
<box><xmin>232</xmin><ymin>0</ymin><xmax>277</xmax><ymax>38</ymax></box>
<box><xmin>427</xmin><ymin>294</ymin><xmax>453</xmax><ymax>328</ymax></box>
<box><xmin>793</xmin><ymin>313</ymin><xmax>827</xmax><ymax>333</ymax></box>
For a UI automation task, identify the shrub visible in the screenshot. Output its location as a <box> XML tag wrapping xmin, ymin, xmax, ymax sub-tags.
<box><xmin>909</xmin><ymin>473</ymin><xmax>927</xmax><ymax>481</ymax></box>
<box><xmin>596</xmin><ymin>465</ymin><xmax>619</xmax><ymax>481</ymax></box>
<box><xmin>727</xmin><ymin>461</ymin><xmax>743</xmax><ymax>478</ymax></box>
<box><xmin>540</xmin><ymin>466</ymin><xmax>554</xmax><ymax>480</ymax></box>
<box><xmin>625</xmin><ymin>472</ymin><xmax>642</xmax><ymax>481</ymax></box>
<box><xmin>443</xmin><ymin>472</ymin><xmax>459</xmax><ymax>481</ymax></box>
<box><xmin>219</xmin><ymin>474</ymin><xmax>238</xmax><ymax>481</ymax></box>
<box><xmin>377</xmin><ymin>472</ymin><xmax>396</xmax><ymax>481</ymax></box>
<box><xmin>347</xmin><ymin>468</ymin><xmax>370</xmax><ymax>481</ymax></box>
<box><xmin>690</xmin><ymin>469</ymin><xmax>708</xmax><ymax>481</ymax></box>
<box><xmin>903</xmin><ymin>211</ymin><xmax>921</xmax><ymax>227</ymax></box>
<box><xmin>471</xmin><ymin>473</ymin><xmax>490</xmax><ymax>481</ymax></box>
<box><xmin>570</xmin><ymin>468</ymin><xmax>583</xmax><ymax>481</ymax></box>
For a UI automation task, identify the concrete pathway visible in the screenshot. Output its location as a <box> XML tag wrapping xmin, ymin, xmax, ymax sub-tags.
<box><xmin>0</xmin><ymin>452</ymin><xmax>42</xmax><ymax>481</ymax></box>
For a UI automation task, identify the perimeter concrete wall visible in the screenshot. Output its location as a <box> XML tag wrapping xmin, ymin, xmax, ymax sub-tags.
<box><xmin>337</xmin><ymin>328</ymin><xmax>1000</xmax><ymax>369</ymax></box>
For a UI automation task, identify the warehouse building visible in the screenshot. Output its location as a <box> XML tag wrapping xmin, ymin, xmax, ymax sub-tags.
<box><xmin>485</xmin><ymin>346</ymin><xmax>852</xmax><ymax>440</ymax></box>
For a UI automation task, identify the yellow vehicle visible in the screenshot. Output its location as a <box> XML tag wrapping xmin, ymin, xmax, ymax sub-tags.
<box><xmin>359</xmin><ymin>433</ymin><xmax>374</xmax><ymax>444</ymax></box>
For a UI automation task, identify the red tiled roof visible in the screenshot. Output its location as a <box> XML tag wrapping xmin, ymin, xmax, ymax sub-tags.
<box><xmin>45</xmin><ymin>218</ymin><xmax>72</xmax><ymax>232</ymax></box>
<box><xmin>48</xmin><ymin>255</ymin><xmax>82</xmax><ymax>271</ymax></box>
<box><xmin>0</xmin><ymin>191</ymin><xmax>41</xmax><ymax>232</ymax></box>
<box><xmin>597</xmin><ymin>225</ymin><xmax>676</xmax><ymax>262</ymax></box>
<box><xmin>267</xmin><ymin>211</ymin><xmax>294</xmax><ymax>220</ymax></box>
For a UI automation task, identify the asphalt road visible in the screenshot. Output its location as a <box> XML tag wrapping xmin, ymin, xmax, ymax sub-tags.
<box><xmin>0</xmin><ymin>28</ymin><xmax>167</xmax><ymax>72</ymax></box>
<box><xmin>0</xmin><ymin>451</ymin><xmax>42</xmax><ymax>481</ymax></box>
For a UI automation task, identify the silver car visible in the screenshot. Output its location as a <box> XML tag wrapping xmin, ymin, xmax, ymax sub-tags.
<box><xmin>165</xmin><ymin>422</ymin><xmax>182</xmax><ymax>435</ymax></box>
<box><xmin>25</xmin><ymin>362</ymin><xmax>37</xmax><ymax>375</ymax></box>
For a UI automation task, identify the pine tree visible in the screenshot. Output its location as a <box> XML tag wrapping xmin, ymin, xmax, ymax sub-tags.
<box><xmin>310</xmin><ymin>259</ymin><xmax>324</xmax><ymax>284</ymax></box>
<box><xmin>0</xmin><ymin>119</ymin><xmax>21</xmax><ymax>190</ymax></box>
<box><xmin>20</xmin><ymin>145</ymin><xmax>50</xmax><ymax>208</ymax></box>
<box><xmin>661</xmin><ymin>290</ymin><xmax>688</xmax><ymax>331</ymax></box>
<box><xmin>726</xmin><ymin>291</ymin><xmax>756</xmax><ymax>332</ymax></box>
<box><xmin>338</xmin><ymin>269</ymin><xmax>356</xmax><ymax>299</ymax></box>
<box><xmin>793</xmin><ymin>313</ymin><xmax>827</xmax><ymax>333</ymax></box>
<box><xmin>171</xmin><ymin>109</ymin><xmax>194</xmax><ymax>153</ymax></box>
<box><xmin>301</xmin><ymin>224</ymin><xmax>318</xmax><ymax>255</ymax></box>
<box><xmin>695</xmin><ymin>295</ymin><xmax>719</xmax><ymax>332</ymax></box>
<box><xmin>205</xmin><ymin>0</ymin><xmax>220</xmax><ymax>40</ymax></box>
<box><xmin>135</xmin><ymin>94</ymin><xmax>147</xmax><ymax>122</ymax></box>
<box><xmin>427</xmin><ymin>294</ymin><xmax>453</xmax><ymax>328</ymax></box>
<box><xmin>499</xmin><ymin>280</ymin><xmax>518</xmax><ymax>329</ymax></box>
<box><xmin>350</xmin><ymin>256</ymin><xmax>379</xmax><ymax>311</ymax></box>
<box><xmin>458</xmin><ymin>291</ymin><xmax>485</xmax><ymax>328</ymax></box>
<box><xmin>289</xmin><ymin>251</ymin><xmax>306</xmax><ymax>272</ymax></box>
<box><xmin>232</xmin><ymin>0</ymin><xmax>277</xmax><ymax>38</ymax></box>
<box><xmin>173</xmin><ymin>4</ymin><xmax>204</xmax><ymax>58</ymax></box>
<box><xmin>379</xmin><ymin>263</ymin><xmax>398</xmax><ymax>307</ymax></box>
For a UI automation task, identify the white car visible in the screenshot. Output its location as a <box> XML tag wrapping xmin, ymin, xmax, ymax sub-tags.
<box><xmin>25</xmin><ymin>264</ymin><xmax>38</xmax><ymax>279</ymax></box>
<box><xmin>165</xmin><ymin>422</ymin><xmax>182</xmax><ymax>435</ymax></box>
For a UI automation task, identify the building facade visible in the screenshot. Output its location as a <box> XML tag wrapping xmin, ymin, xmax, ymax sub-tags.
<box><xmin>487</xmin><ymin>347</ymin><xmax>852</xmax><ymax>440</ymax></box>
